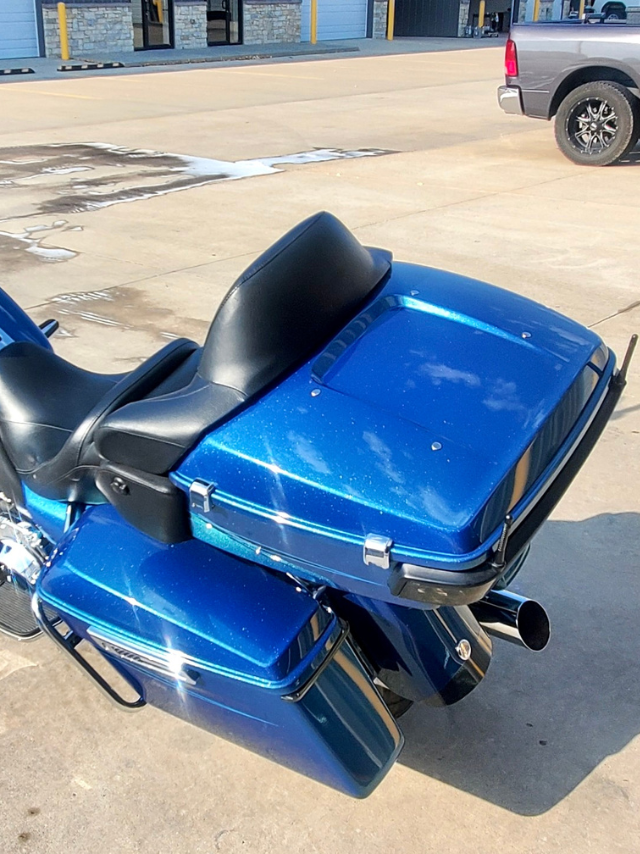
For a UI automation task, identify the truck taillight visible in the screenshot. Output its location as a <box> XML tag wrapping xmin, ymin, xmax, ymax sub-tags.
<box><xmin>505</xmin><ymin>38</ymin><xmax>518</xmax><ymax>77</ymax></box>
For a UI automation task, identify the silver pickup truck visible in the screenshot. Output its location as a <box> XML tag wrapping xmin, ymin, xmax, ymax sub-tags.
<box><xmin>499</xmin><ymin>22</ymin><xmax>640</xmax><ymax>165</ymax></box>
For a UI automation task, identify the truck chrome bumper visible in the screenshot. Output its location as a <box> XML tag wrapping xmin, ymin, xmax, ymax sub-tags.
<box><xmin>498</xmin><ymin>85</ymin><xmax>524</xmax><ymax>115</ymax></box>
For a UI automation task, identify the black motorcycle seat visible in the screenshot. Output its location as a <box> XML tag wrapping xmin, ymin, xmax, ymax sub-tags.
<box><xmin>0</xmin><ymin>337</ymin><xmax>199</xmax><ymax>501</ymax></box>
<box><xmin>0</xmin><ymin>341</ymin><xmax>122</xmax><ymax>473</ymax></box>
<box><xmin>96</xmin><ymin>212</ymin><xmax>392</xmax><ymax>475</ymax></box>
<box><xmin>0</xmin><ymin>213</ymin><xmax>391</xmax><ymax>509</ymax></box>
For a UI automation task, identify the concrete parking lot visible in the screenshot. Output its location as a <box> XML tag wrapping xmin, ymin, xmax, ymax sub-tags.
<box><xmin>1</xmin><ymin>43</ymin><xmax>639</xmax><ymax>854</ymax></box>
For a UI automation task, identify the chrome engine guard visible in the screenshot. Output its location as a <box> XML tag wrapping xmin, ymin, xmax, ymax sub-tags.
<box><xmin>0</xmin><ymin>493</ymin><xmax>52</xmax><ymax>640</ymax></box>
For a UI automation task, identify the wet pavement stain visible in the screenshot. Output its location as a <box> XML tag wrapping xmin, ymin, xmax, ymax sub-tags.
<box><xmin>0</xmin><ymin>142</ymin><xmax>391</xmax><ymax>211</ymax></box>
<box><xmin>0</xmin><ymin>221</ymin><xmax>77</xmax><ymax>273</ymax></box>
<box><xmin>37</xmin><ymin>286</ymin><xmax>211</xmax><ymax>354</ymax></box>
<box><xmin>0</xmin><ymin>142</ymin><xmax>392</xmax><ymax>348</ymax></box>
<box><xmin>0</xmin><ymin>142</ymin><xmax>392</xmax><ymax>271</ymax></box>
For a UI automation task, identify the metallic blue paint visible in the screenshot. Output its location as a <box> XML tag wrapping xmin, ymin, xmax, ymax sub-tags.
<box><xmin>175</xmin><ymin>263</ymin><xmax>613</xmax><ymax>602</ymax></box>
<box><xmin>37</xmin><ymin>505</ymin><xmax>403</xmax><ymax>796</ymax></box>
<box><xmin>22</xmin><ymin>486</ymin><xmax>68</xmax><ymax>541</ymax></box>
<box><xmin>0</xmin><ymin>288</ymin><xmax>52</xmax><ymax>349</ymax></box>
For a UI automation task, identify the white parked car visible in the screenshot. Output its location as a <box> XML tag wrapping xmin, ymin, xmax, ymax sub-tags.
<box><xmin>584</xmin><ymin>0</ymin><xmax>627</xmax><ymax>19</ymax></box>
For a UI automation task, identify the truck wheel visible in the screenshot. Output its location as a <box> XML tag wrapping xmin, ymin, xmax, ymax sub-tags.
<box><xmin>555</xmin><ymin>81</ymin><xmax>639</xmax><ymax>166</ymax></box>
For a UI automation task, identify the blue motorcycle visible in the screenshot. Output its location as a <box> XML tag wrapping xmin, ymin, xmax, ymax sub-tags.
<box><xmin>0</xmin><ymin>213</ymin><xmax>635</xmax><ymax>797</ymax></box>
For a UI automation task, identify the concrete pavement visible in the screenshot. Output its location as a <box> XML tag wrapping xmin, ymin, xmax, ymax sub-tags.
<box><xmin>0</xmin><ymin>44</ymin><xmax>639</xmax><ymax>854</ymax></box>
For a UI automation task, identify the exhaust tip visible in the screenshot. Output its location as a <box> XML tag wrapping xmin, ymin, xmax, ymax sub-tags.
<box><xmin>516</xmin><ymin>599</ymin><xmax>550</xmax><ymax>651</ymax></box>
<box><xmin>470</xmin><ymin>590</ymin><xmax>551</xmax><ymax>652</ymax></box>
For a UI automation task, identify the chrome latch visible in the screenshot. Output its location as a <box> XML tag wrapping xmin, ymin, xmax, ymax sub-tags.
<box><xmin>189</xmin><ymin>479</ymin><xmax>216</xmax><ymax>514</ymax></box>
<box><xmin>363</xmin><ymin>535</ymin><xmax>394</xmax><ymax>570</ymax></box>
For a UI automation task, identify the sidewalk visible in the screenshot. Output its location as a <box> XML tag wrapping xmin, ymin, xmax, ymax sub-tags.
<box><xmin>0</xmin><ymin>35</ymin><xmax>506</xmax><ymax>82</ymax></box>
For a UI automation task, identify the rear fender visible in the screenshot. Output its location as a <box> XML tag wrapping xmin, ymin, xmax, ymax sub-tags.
<box><xmin>549</xmin><ymin>64</ymin><xmax>639</xmax><ymax>118</ymax></box>
<box><xmin>331</xmin><ymin>592</ymin><xmax>492</xmax><ymax>706</ymax></box>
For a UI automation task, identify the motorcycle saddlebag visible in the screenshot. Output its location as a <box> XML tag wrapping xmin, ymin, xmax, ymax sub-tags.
<box><xmin>36</xmin><ymin>506</ymin><xmax>403</xmax><ymax>797</ymax></box>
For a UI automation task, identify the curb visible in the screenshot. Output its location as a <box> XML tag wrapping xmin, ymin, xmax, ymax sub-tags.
<box><xmin>1</xmin><ymin>68</ymin><xmax>35</xmax><ymax>75</ymax></box>
<box><xmin>58</xmin><ymin>61</ymin><xmax>125</xmax><ymax>72</ymax></box>
<box><xmin>122</xmin><ymin>46</ymin><xmax>358</xmax><ymax>67</ymax></box>
<box><xmin>69</xmin><ymin>46</ymin><xmax>358</xmax><ymax>72</ymax></box>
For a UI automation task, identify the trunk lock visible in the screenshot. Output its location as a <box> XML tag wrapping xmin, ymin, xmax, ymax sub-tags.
<box><xmin>363</xmin><ymin>535</ymin><xmax>394</xmax><ymax>570</ymax></box>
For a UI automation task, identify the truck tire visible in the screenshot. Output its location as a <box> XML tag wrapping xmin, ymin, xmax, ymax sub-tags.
<box><xmin>555</xmin><ymin>81</ymin><xmax>639</xmax><ymax>166</ymax></box>
<box><xmin>602</xmin><ymin>2</ymin><xmax>627</xmax><ymax>19</ymax></box>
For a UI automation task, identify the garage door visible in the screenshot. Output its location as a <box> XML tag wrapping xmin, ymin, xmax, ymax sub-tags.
<box><xmin>301</xmin><ymin>0</ymin><xmax>368</xmax><ymax>41</ymax></box>
<box><xmin>0</xmin><ymin>0</ymin><xmax>39</xmax><ymax>60</ymax></box>
<box><xmin>394</xmin><ymin>0</ymin><xmax>459</xmax><ymax>37</ymax></box>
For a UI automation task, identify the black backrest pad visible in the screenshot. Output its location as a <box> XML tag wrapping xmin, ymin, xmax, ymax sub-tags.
<box><xmin>96</xmin><ymin>213</ymin><xmax>391</xmax><ymax>476</ymax></box>
<box><xmin>198</xmin><ymin>212</ymin><xmax>392</xmax><ymax>396</ymax></box>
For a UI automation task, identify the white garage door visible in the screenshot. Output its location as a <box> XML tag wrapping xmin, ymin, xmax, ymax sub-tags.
<box><xmin>301</xmin><ymin>0</ymin><xmax>368</xmax><ymax>41</ymax></box>
<box><xmin>0</xmin><ymin>0</ymin><xmax>39</xmax><ymax>60</ymax></box>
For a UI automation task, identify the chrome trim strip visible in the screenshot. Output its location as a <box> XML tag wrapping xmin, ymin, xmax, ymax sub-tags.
<box><xmin>88</xmin><ymin>629</ymin><xmax>200</xmax><ymax>688</ymax></box>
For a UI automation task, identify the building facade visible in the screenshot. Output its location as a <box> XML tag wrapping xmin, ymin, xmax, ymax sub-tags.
<box><xmin>0</xmin><ymin>0</ymin><xmax>396</xmax><ymax>59</ymax></box>
<box><xmin>0</xmin><ymin>0</ymin><xmax>518</xmax><ymax>62</ymax></box>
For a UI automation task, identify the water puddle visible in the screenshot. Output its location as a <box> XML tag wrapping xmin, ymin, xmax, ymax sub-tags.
<box><xmin>0</xmin><ymin>142</ymin><xmax>391</xmax><ymax>270</ymax></box>
<box><xmin>0</xmin><ymin>220</ymin><xmax>78</xmax><ymax>273</ymax></box>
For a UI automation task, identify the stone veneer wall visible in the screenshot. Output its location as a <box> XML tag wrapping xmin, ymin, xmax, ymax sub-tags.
<box><xmin>42</xmin><ymin>0</ymin><xmax>133</xmax><ymax>59</ymax></box>
<box><xmin>174</xmin><ymin>0</ymin><xmax>208</xmax><ymax>48</ymax></box>
<box><xmin>43</xmin><ymin>1</ymin><xmax>134</xmax><ymax>57</ymax></box>
<box><xmin>373</xmin><ymin>0</ymin><xmax>389</xmax><ymax>38</ymax></box>
<box><xmin>516</xmin><ymin>0</ymin><xmax>555</xmax><ymax>22</ymax></box>
<box><xmin>243</xmin><ymin>0</ymin><xmax>301</xmax><ymax>44</ymax></box>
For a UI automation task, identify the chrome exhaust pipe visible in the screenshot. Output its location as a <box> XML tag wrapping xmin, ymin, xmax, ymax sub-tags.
<box><xmin>470</xmin><ymin>590</ymin><xmax>550</xmax><ymax>651</ymax></box>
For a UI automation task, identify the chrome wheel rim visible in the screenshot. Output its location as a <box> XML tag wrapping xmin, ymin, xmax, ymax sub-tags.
<box><xmin>568</xmin><ymin>97</ymin><xmax>619</xmax><ymax>156</ymax></box>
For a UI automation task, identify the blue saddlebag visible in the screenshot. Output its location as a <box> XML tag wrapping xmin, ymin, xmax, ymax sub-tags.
<box><xmin>36</xmin><ymin>506</ymin><xmax>403</xmax><ymax>797</ymax></box>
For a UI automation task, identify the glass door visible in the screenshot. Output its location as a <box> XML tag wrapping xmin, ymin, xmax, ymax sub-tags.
<box><xmin>132</xmin><ymin>0</ymin><xmax>173</xmax><ymax>50</ymax></box>
<box><xmin>207</xmin><ymin>0</ymin><xmax>241</xmax><ymax>45</ymax></box>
